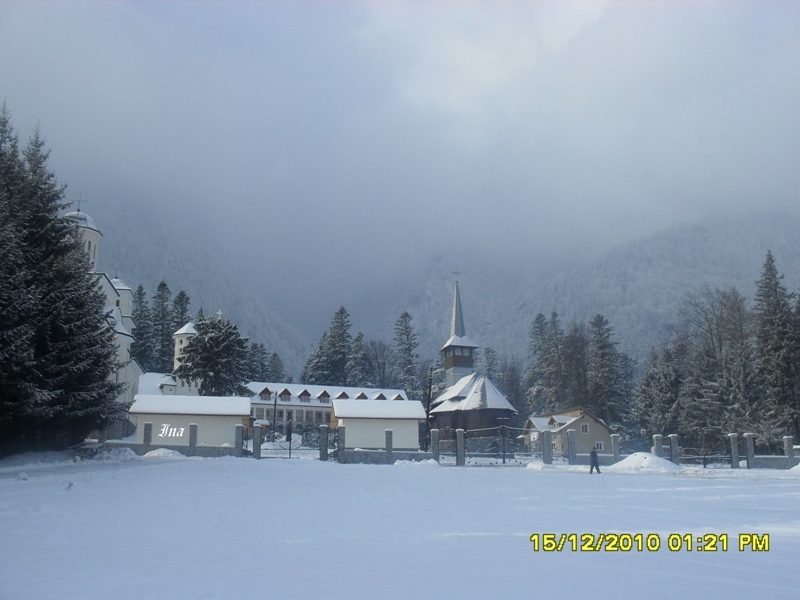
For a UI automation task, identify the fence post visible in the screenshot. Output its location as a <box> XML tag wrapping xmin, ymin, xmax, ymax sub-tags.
<box><xmin>652</xmin><ymin>434</ymin><xmax>663</xmax><ymax>458</ymax></box>
<box><xmin>143</xmin><ymin>422</ymin><xmax>152</xmax><ymax>453</ymax></box>
<box><xmin>728</xmin><ymin>433</ymin><xmax>739</xmax><ymax>468</ymax></box>
<box><xmin>338</xmin><ymin>426</ymin><xmax>346</xmax><ymax>464</ymax></box>
<box><xmin>189</xmin><ymin>423</ymin><xmax>198</xmax><ymax>457</ymax></box>
<box><xmin>385</xmin><ymin>429</ymin><xmax>393</xmax><ymax>463</ymax></box>
<box><xmin>783</xmin><ymin>436</ymin><xmax>794</xmax><ymax>467</ymax></box>
<box><xmin>743</xmin><ymin>433</ymin><xmax>755</xmax><ymax>469</ymax></box>
<box><xmin>668</xmin><ymin>434</ymin><xmax>679</xmax><ymax>465</ymax></box>
<box><xmin>319</xmin><ymin>425</ymin><xmax>328</xmax><ymax>461</ymax></box>
<box><xmin>253</xmin><ymin>424</ymin><xmax>262</xmax><ymax>460</ymax></box>
<box><xmin>610</xmin><ymin>434</ymin><xmax>620</xmax><ymax>463</ymax></box>
<box><xmin>541</xmin><ymin>430</ymin><xmax>552</xmax><ymax>465</ymax></box>
<box><xmin>567</xmin><ymin>429</ymin><xmax>576</xmax><ymax>465</ymax></box>
<box><xmin>456</xmin><ymin>429</ymin><xmax>465</xmax><ymax>466</ymax></box>
<box><xmin>235</xmin><ymin>424</ymin><xmax>244</xmax><ymax>457</ymax></box>
<box><xmin>431</xmin><ymin>429</ymin><xmax>440</xmax><ymax>463</ymax></box>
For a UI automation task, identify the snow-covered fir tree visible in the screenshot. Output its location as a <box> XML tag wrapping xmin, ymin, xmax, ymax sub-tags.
<box><xmin>171</xmin><ymin>290</ymin><xmax>191</xmax><ymax>334</ymax></box>
<box><xmin>753</xmin><ymin>251</ymin><xmax>798</xmax><ymax>439</ymax></box>
<box><xmin>130</xmin><ymin>284</ymin><xmax>154</xmax><ymax>371</ymax></box>
<box><xmin>393</xmin><ymin>311</ymin><xmax>420</xmax><ymax>399</ymax></box>
<box><xmin>346</xmin><ymin>332</ymin><xmax>371</xmax><ymax>387</ymax></box>
<box><xmin>174</xmin><ymin>314</ymin><xmax>250</xmax><ymax>396</ymax></box>
<box><xmin>151</xmin><ymin>281</ymin><xmax>173</xmax><ymax>373</ymax></box>
<box><xmin>0</xmin><ymin>108</ymin><xmax>125</xmax><ymax>454</ymax></box>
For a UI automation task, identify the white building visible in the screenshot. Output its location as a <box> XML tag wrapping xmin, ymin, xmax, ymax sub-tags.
<box><xmin>65</xmin><ymin>210</ymin><xmax>143</xmax><ymax>409</ymax></box>
<box><xmin>128</xmin><ymin>394</ymin><xmax>250</xmax><ymax>447</ymax></box>
<box><xmin>248</xmin><ymin>382</ymin><xmax>421</xmax><ymax>437</ymax></box>
<box><xmin>331</xmin><ymin>398</ymin><xmax>426</xmax><ymax>450</ymax></box>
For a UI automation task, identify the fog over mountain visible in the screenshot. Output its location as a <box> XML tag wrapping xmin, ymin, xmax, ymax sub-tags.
<box><xmin>2</xmin><ymin>2</ymin><xmax>798</xmax><ymax>375</ymax></box>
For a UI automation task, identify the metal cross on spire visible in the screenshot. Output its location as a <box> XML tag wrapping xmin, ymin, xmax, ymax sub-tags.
<box><xmin>216</xmin><ymin>309</ymin><xmax>223</xmax><ymax>320</ymax></box>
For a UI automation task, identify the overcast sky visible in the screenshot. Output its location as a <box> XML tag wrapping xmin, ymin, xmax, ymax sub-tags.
<box><xmin>2</xmin><ymin>1</ymin><xmax>799</xmax><ymax>321</ymax></box>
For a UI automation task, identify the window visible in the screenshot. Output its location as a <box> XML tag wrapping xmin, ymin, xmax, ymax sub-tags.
<box><xmin>315</xmin><ymin>411</ymin><xmax>323</xmax><ymax>423</ymax></box>
<box><xmin>581</xmin><ymin>423</ymin><xmax>589</xmax><ymax>434</ymax></box>
<box><xmin>455</xmin><ymin>348</ymin><xmax>462</xmax><ymax>356</ymax></box>
<box><xmin>286</xmin><ymin>411</ymin><xmax>293</xmax><ymax>422</ymax></box>
<box><xmin>256</xmin><ymin>408</ymin><xmax>265</xmax><ymax>419</ymax></box>
<box><xmin>276</xmin><ymin>410</ymin><xmax>283</xmax><ymax>420</ymax></box>
<box><xmin>595</xmin><ymin>441</ymin><xmax>604</xmax><ymax>451</ymax></box>
<box><xmin>279</xmin><ymin>389</ymin><xmax>291</xmax><ymax>402</ymax></box>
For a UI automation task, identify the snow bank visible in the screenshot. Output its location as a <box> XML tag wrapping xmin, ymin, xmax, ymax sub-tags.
<box><xmin>93</xmin><ymin>447</ymin><xmax>140</xmax><ymax>462</ymax></box>
<box><xmin>525</xmin><ymin>460</ymin><xmax>559</xmax><ymax>471</ymax></box>
<box><xmin>606</xmin><ymin>452</ymin><xmax>681</xmax><ymax>473</ymax></box>
<box><xmin>393</xmin><ymin>459</ymin><xmax>440</xmax><ymax>467</ymax></box>
<box><xmin>143</xmin><ymin>449</ymin><xmax>187</xmax><ymax>459</ymax></box>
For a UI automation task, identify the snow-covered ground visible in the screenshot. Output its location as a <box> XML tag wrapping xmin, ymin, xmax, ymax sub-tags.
<box><xmin>1</xmin><ymin>451</ymin><xmax>798</xmax><ymax>599</ymax></box>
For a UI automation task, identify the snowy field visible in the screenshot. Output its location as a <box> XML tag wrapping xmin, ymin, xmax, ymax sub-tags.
<box><xmin>1</xmin><ymin>451</ymin><xmax>799</xmax><ymax>599</ymax></box>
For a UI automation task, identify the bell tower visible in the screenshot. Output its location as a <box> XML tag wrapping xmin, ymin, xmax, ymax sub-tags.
<box><xmin>440</xmin><ymin>279</ymin><xmax>479</xmax><ymax>388</ymax></box>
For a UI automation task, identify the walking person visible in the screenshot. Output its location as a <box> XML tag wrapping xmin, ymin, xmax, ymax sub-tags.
<box><xmin>590</xmin><ymin>447</ymin><xmax>601</xmax><ymax>474</ymax></box>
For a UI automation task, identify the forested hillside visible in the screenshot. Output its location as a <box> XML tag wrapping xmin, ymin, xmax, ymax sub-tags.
<box><xmin>91</xmin><ymin>196</ymin><xmax>800</xmax><ymax>380</ymax></box>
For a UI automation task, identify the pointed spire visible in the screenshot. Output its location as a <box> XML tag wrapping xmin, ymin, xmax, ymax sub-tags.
<box><xmin>450</xmin><ymin>280</ymin><xmax>466</xmax><ymax>338</ymax></box>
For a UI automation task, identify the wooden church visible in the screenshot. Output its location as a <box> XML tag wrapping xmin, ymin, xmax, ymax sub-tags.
<box><xmin>429</xmin><ymin>280</ymin><xmax>517</xmax><ymax>432</ymax></box>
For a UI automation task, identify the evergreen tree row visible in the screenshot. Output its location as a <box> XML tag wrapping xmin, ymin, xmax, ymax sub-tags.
<box><xmin>130</xmin><ymin>281</ymin><xmax>192</xmax><ymax>373</ymax></box>
<box><xmin>524</xmin><ymin>311</ymin><xmax>635</xmax><ymax>437</ymax></box>
<box><xmin>634</xmin><ymin>251</ymin><xmax>800</xmax><ymax>452</ymax></box>
<box><xmin>300</xmin><ymin>307</ymin><xmax>422</xmax><ymax>398</ymax></box>
<box><xmin>0</xmin><ymin>108</ymin><xmax>125</xmax><ymax>455</ymax></box>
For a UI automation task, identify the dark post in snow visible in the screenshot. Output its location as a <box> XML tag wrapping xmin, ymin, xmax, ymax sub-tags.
<box><xmin>385</xmin><ymin>429</ymin><xmax>393</xmax><ymax>463</ymax></box>
<box><xmin>728</xmin><ymin>433</ymin><xmax>739</xmax><ymax>469</ymax></box>
<box><xmin>319</xmin><ymin>425</ymin><xmax>328</xmax><ymax>461</ymax></box>
<box><xmin>743</xmin><ymin>433</ymin><xmax>755</xmax><ymax>469</ymax></box>
<box><xmin>143</xmin><ymin>422</ymin><xmax>152</xmax><ymax>453</ymax></box>
<box><xmin>567</xmin><ymin>429</ymin><xmax>576</xmax><ymax>465</ymax></box>
<box><xmin>652</xmin><ymin>434</ymin><xmax>664</xmax><ymax>458</ymax></box>
<box><xmin>235</xmin><ymin>424</ymin><xmax>244</xmax><ymax>457</ymax></box>
<box><xmin>338</xmin><ymin>426</ymin><xmax>346</xmax><ymax>464</ymax></box>
<box><xmin>542</xmin><ymin>430</ymin><xmax>552</xmax><ymax>465</ymax></box>
<box><xmin>783</xmin><ymin>436</ymin><xmax>794</xmax><ymax>467</ymax></box>
<box><xmin>253</xmin><ymin>424</ymin><xmax>262</xmax><ymax>460</ymax></box>
<box><xmin>610</xmin><ymin>434</ymin><xmax>620</xmax><ymax>463</ymax></box>
<box><xmin>431</xmin><ymin>429</ymin><xmax>440</xmax><ymax>463</ymax></box>
<box><xmin>668</xmin><ymin>434</ymin><xmax>679</xmax><ymax>465</ymax></box>
<box><xmin>189</xmin><ymin>423</ymin><xmax>198</xmax><ymax>457</ymax></box>
<box><xmin>456</xmin><ymin>429</ymin><xmax>465</xmax><ymax>466</ymax></box>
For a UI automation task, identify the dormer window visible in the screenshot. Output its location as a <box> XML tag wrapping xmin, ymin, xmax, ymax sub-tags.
<box><xmin>374</xmin><ymin>393</ymin><xmax>386</xmax><ymax>400</ymax></box>
<box><xmin>318</xmin><ymin>391</ymin><xmax>330</xmax><ymax>404</ymax></box>
<box><xmin>336</xmin><ymin>391</ymin><xmax>349</xmax><ymax>399</ymax></box>
<box><xmin>299</xmin><ymin>390</ymin><xmax>311</xmax><ymax>403</ymax></box>
<box><xmin>355</xmin><ymin>392</ymin><xmax>368</xmax><ymax>399</ymax></box>
<box><xmin>279</xmin><ymin>389</ymin><xmax>291</xmax><ymax>402</ymax></box>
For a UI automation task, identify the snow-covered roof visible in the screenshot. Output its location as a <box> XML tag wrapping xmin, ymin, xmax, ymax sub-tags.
<box><xmin>138</xmin><ymin>373</ymin><xmax>177</xmax><ymax>395</ymax></box>
<box><xmin>440</xmin><ymin>334</ymin><xmax>480</xmax><ymax>351</ymax></box>
<box><xmin>110</xmin><ymin>278</ymin><xmax>131</xmax><ymax>291</ymax></box>
<box><xmin>249</xmin><ymin>382</ymin><xmax>409</xmax><ymax>403</ymax></box>
<box><xmin>430</xmin><ymin>374</ymin><xmax>517</xmax><ymax>414</ymax></box>
<box><xmin>64</xmin><ymin>210</ymin><xmax>100</xmax><ymax>232</ymax></box>
<box><xmin>130</xmin><ymin>394</ymin><xmax>251</xmax><ymax>416</ymax></box>
<box><xmin>526</xmin><ymin>417</ymin><xmax>551</xmax><ymax>432</ymax></box>
<box><xmin>174</xmin><ymin>322</ymin><xmax>196</xmax><ymax>336</ymax></box>
<box><xmin>332</xmin><ymin>399</ymin><xmax>426</xmax><ymax>420</ymax></box>
<box><xmin>107</xmin><ymin>306</ymin><xmax>131</xmax><ymax>337</ymax></box>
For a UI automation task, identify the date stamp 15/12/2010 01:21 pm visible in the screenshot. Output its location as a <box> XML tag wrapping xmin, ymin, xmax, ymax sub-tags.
<box><xmin>530</xmin><ymin>532</ymin><xmax>770</xmax><ymax>553</ymax></box>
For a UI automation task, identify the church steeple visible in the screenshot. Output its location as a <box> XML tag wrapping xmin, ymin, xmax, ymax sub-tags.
<box><xmin>441</xmin><ymin>279</ymin><xmax>479</xmax><ymax>388</ymax></box>
<box><xmin>450</xmin><ymin>280</ymin><xmax>466</xmax><ymax>338</ymax></box>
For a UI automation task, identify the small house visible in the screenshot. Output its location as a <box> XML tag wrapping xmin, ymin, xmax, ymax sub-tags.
<box><xmin>330</xmin><ymin>398</ymin><xmax>426</xmax><ymax>450</ymax></box>
<box><xmin>128</xmin><ymin>394</ymin><xmax>251</xmax><ymax>447</ymax></box>
<box><xmin>521</xmin><ymin>407</ymin><xmax>613</xmax><ymax>456</ymax></box>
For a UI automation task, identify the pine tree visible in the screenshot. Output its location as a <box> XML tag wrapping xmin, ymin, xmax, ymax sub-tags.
<box><xmin>267</xmin><ymin>352</ymin><xmax>289</xmax><ymax>382</ymax></box>
<box><xmin>301</xmin><ymin>332</ymin><xmax>330</xmax><ymax>385</ymax></box>
<box><xmin>562</xmin><ymin>323</ymin><xmax>590</xmax><ymax>408</ymax></box>
<box><xmin>526</xmin><ymin>312</ymin><xmax>566</xmax><ymax>414</ymax></box>
<box><xmin>326</xmin><ymin>306</ymin><xmax>352</xmax><ymax>386</ymax></box>
<box><xmin>171</xmin><ymin>290</ymin><xmax>191</xmax><ymax>333</ymax></box>
<box><xmin>246</xmin><ymin>342</ymin><xmax>270</xmax><ymax>381</ymax></box>
<box><xmin>130</xmin><ymin>284</ymin><xmax>153</xmax><ymax>370</ymax></box>
<box><xmin>481</xmin><ymin>346</ymin><xmax>499</xmax><ymax>379</ymax></box>
<box><xmin>633</xmin><ymin>348</ymin><xmax>682</xmax><ymax>442</ymax></box>
<box><xmin>151</xmin><ymin>281</ymin><xmax>173</xmax><ymax>373</ymax></box>
<box><xmin>346</xmin><ymin>332</ymin><xmax>371</xmax><ymax>387</ymax></box>
<box><xmin>393</xmin><ymin>311</ymin><xmax>420</xmax><ymax>398</ymax></box>
<box><xmin>753</xmin><ymin>251</ymin><xmax>798</xmax><ymax>439</ymax></box>
<box><xmin>678</xmin><ymin>341</ymin><xmax>723</xmax><ymax>451</ymax></box>
<box><xmin>587</xmin><ymin>314</ymin><xmax>621</xmax><ymax>425</ymax></box>
<box><xmin>0</xmin><ymin>111</ymin><xmax>125</xmax><ymax>453</ymax></box>
<box><xmin>175</xmin><ymin>315</ymin><xmax>250</xmax><ymax>396</ymax></box>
